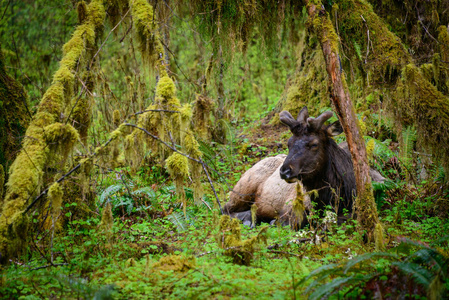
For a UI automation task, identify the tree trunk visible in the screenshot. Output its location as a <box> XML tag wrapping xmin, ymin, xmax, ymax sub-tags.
<box><xmin>305</xmin><ymin>0</ymin><xmax>379</xmax><ymax>241</ymax></box>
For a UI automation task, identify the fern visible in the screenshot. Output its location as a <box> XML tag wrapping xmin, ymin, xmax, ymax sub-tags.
<box><xmin>309</xmin><ymin>275</ymin><xmax>373</xmax><ymax>300</ymax></box>
<box><xmin>343</xmin><ymin>252</ymin><xmax>397</xmax><ymax>274</ymax></box>
<box><xmin>392</xmin><ymin>261</ymin><xmax>433</xmax><ymax>287</ymax></box>
<box><xmin>99</xmin><ymin>184</ymin><xmax>124</xmax><ymax>205</ymax></box>
<box><xmin>166</xmin><ymin>211</ymin><xmax>189</xmax><ymax>231</ymax></box>
<box><xmin>132</xmin><ymin>187</ymin><xmax>156</xmax><ymax>199</ymax></box>
<box><xmin>353</xmin><ymin>40</ymin><xmax>362</xmax><ymax>61</ymax></box>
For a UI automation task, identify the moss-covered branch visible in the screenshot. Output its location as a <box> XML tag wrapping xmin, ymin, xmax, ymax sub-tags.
<box><xmin>0</xmin><ymin>0</ymin><xmax>106</xmax><ymax>263</ymax></box>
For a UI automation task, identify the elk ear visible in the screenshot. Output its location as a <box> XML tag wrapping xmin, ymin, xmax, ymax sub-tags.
<box><xmin>279</xmin><ymin>111</ymin><xmax>297</xmax><ymax>128</ymax></box>
<box><xmin>296</xmin><ymin>106</ymin><xmax>309</xmax><ymax>125</ymax></box>
<box><xmin>326</xmin><ymin>121</ymin><xmax>344</xmax><ymax>136</ymax></box>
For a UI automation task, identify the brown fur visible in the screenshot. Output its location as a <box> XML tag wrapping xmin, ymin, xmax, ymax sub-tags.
<box><xmin>224</xmin><ymin>155</ymin><xmax>309</xmax><ymax>225</ymax></box>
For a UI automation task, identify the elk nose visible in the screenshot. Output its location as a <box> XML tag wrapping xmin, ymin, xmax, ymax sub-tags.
<box><xmin>280</xmin><ymin>166</ymin><xmax>292</xmax><ymax>180</ymax></box>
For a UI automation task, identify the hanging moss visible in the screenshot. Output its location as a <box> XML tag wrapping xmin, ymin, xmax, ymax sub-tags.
<box><xmin>439</xmin><ymin>26</ymin><xmax>449</xmax><ymax>63</ymax></box>
<box><xmin>48</xmin><ymin>182</ymin><xmax>63</xmax><ymax>218</ymax></box>
<box><xmin>193</xmin><ymin>94</ymin><xmax>213</xmax><ymax>140</ymax></box>
<box><xmin>44</xmin><ymin>123</ymin><xmax>80</xmax><ymax>160</ymax></box>
<box><xmin>184</xmin><ymin>130</ymin><xmax>203</xmax><ymax>204</ymax></box>
<box><xmin>166</xmin><ymin>152</ymin><xmax>189</xmax><ymax>178</ymax></box>
<box><xmin>77</xmin><ymin>1</ymin><xmax>88</xmax><ymax>24</ymax></box>
<box><xmin>112</xmin><ymin>109</ymin><xmax>121</xmax><ymax>128</ymax></box>
<box><xmin>292</xmin><ymin>183</ymin><xmax>305</xmax><ymax>227</ymax></box>
<box><xmin>156</xmin><ymin>76</ymin><xmax>176</xmax><ymax>99</ymax></box>
<box><xmin>131</xmin><ymin>0</ymin><xmax>166</xmax><ymax>75</ymax></box>
<box><xmin>71</xmin><ymin>97</ymin><xmax>92</xmax><ymax>143</ymax></box>
<box><xmin>180</xmin><ymin>103</ymin><xmax>192</xmax><ymax>143</ymax></box>
<box><xmin>99</xmin><ymin>202</ymin><xmax>114</xmax><ymax>235</ymax></box>
<box><xmin>166</xmin><ymin>153</ymin><xmax>189</xmax><ymax>215</ymax></box>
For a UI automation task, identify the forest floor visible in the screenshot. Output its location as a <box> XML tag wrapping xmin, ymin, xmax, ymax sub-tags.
<box><xmin>2</xmin><ymin>118</ymin><xmax>449</xmax><ymax>299</ymax></box>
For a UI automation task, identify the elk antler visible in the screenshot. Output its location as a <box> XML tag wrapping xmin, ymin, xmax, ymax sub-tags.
<box><xmin>307</xmin><ymin>111</ymin><xmax>333</xmax><ymax>130</ymax></box>
<box><xmin>279</xmin><ymin>111</ymin><xmax>298</xmax><ymax>128</ymax></box>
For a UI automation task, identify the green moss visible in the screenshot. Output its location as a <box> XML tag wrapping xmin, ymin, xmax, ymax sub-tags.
<box><xmin>193</xmin><ymin>94</ymin><xmax>213</xmax><ymax>140</ymax></box>
<box><xmin>110</xmin><ymin>123</ymin><xmax>128</xmax><ymax>140</ymax></box>
<box><xmin>184</xmin><ymin>131</ymin><xmax>202</xmax><ymax>159</ymax></box>
<box><xmin>366</xmin><ymin>138</ymin><xmax>375</xmax><ymax>160</ymax></box>
<box><xmin>131</xmin><ymin>0</ymin><xmax>166</xmax><ymax>74</ymax></box>
<box><xmin>374</xmin><ymin>222</ymin><xmax>385</xmax><ymax>251</ymax></box>
<box><xmin>438</xmin><ymin>26</ymin><xmax>449</xmax><ymax>62</ymax></box>
<box><xmin>71</xmin><ymin>96</ymin><xmax>92</xmax><ymax>142</ymax></box>
<box><xmin>217</xmin><ymin>215</ymin><xmax>268</xmax><ymax>266</ymax></box>
<box><xmin>48</xmin><ymin>182</ymin><xmax>63</xmax><ymax>218</ymax></box>
<box><xmin>152</xmin><ymin>255</ymin><xmax>196</xmax><ymax>272</ymax></box>
<box><xmin>99</xmin><ymin>202</ymin><xmax>113</xmax><ymax>234</ymax></box>
<box><xmin>292</xmin><ymin>183</ymin><xmax>305</xmax><ymax>227</ymax></box>
<box><xmin>166</xmin><ymin>153</ymin><xmax>189</xmax><ymax>179</ymax></box>
<box><xmin>156</xmin><ymin>76</ymin><xmax>176</xmax><ymax>99</ymax></box>
<box><xmin>112</xmin><ymin>109</ymin><xmax>120</xmax><ymax>127</ymax></box>
<box><xmin>77</xmin><ymin>1</ymin><xmax>88</xmax><ymax>24</ymax></box>
<box><xmin>336</xmin><ymin>0</ymin><xmax>410</xmax><ymax>84</ymax></box>
<box><xmin>393</xmin><ymin>64</ymin><xmax>449</xmax><ymax>170</ymax></box>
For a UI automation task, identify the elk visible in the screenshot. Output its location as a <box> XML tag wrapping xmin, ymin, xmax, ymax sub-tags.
<box><xmin>279</xmin><ymin>107</ymin><xmax>356</xmax><ymax>220</ymax></box>
<box><xmin>224</xmin><ymin>107</ymin><xmax>383</xmax><ymax>227</ymax></box>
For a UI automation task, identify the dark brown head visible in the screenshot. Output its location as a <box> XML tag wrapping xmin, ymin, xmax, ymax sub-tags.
<box><xmin>279</xmin><ymin>107</ymin><xmax>343</xmax><ymax>183</ymax></box>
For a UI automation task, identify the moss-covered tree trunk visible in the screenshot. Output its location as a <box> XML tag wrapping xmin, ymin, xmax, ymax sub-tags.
<box><xmin>305</xmin><ymin>0</ymin><xmax>379</xmax><ymax>241</ymax></box>
<box><xmin>0</xmin><ymin>47</ymin><xmax>30</xmax><ymax>176</ymax></box>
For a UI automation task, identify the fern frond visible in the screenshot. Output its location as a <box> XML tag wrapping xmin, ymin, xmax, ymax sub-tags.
<box><xmin>99</xmin><ymin>184</ymin><xmax>124</xmax><ymax>205</ymax></box>
<box><xmin>296</xmin><ymin>263</ymin><xmax>340</xmax><ymax>289</ymax></box>
<box><xmin>343</xmin><ymin>252</ymin><xmax>398</xmax><ymax>274</ymax></box>
<box><xmin>132</xmin><ymin>187</ymin><xmax>156</xmax><ymax>199</ymax></box>
<box><xmin>309</xmin><ymin>275</ymin><xmax>373</xmax><ymax>300</ymax></box>
<box><xmin>400</xmin><ymin>126</ymin><xmax>417</xmax><ymax>167</ymax></box>
<box><xmin>392</xmin><ymin>261</ymin><xmax>433</xmax><ymax>287</ymax></box>
<box><xmin>166</xmin><ymin>211</ymin><xmax>189</xmax><ymax>231</ymax></box>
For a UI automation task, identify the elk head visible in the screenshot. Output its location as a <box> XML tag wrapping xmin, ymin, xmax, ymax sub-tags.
<box><xmin>279</xmin><ymin>107</ymin><xmax>343</xmax><ymax>183</ymax></box>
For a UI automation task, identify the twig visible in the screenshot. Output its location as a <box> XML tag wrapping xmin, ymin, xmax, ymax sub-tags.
<box><xmin>30</xmin><ymin>263</ymin><xmax>68</xmax><ymax>271</ymax></box>
<box><xmin>120</xmin><ymin>21</ymin><xmax>133</xmax><ymax>43</ymax></box>
<box><xmin>418</xmin><ymin>20</ymin><xmax>439</xmax><ymax>44</ymax></box>
<box><xmin>0</xmin><ymin>0</ymin><xmax>11</xmax><ymax>22</ymax></box>
<box><xmin>200</xmin><ymin>158</ymin><xmax>223</xmax><ymax>214</ymax></box>
<box><xmin>131</xmin><ymin>109</ymin><xmax>180</xmax><ymax>116</ymax></box>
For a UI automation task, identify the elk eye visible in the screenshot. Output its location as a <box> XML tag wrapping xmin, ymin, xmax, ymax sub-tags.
<box><xmin>310</xmin><ymin>143</ymin><xmax>318</xmax><ymax>149</ymax></box>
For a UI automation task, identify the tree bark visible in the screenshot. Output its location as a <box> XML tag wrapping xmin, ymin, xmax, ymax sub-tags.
<box><xmin>305</xmin><ymin>1</ymin><xmax>379</xmax><ymax>241</ymax></box>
